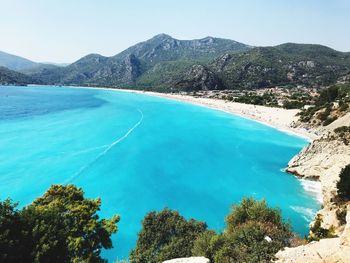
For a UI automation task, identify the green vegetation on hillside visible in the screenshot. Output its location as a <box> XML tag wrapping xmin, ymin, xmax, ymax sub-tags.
<box><xmin>308</xmin><ymin>215</ymin><xmax>336</xmax><ymax>242</ymax></box>
<box><xmin>234</xmin><ymin>92</ymin><xmax>278</xmax><ymax>106</ymax></box>
<box><xmin>210</xmin><ymin>44</ymin><xmax>350</xmax><ymax>90</ymax></box>
<box><xmin>0</xmin><ymin>185</ymin><xmax>119</xmax><ymax>263</ymax></box>
<box><xmin>337</xmin><ymin>164</ymin><xmax>350</xmax><ymax>200</ymax></box>
<box><xmin>0</xmin><ymin>66</ymin><xmax>32</xmax><ymax>85</ymax></box>
<box><xmin>298</xmin><ymin>83</ymin><xmax>350</xmax><ymax>126</ymax></box>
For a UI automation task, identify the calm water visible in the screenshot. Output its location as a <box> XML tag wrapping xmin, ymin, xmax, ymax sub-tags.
<box><xmin>0</xmin><ymin>85</ymin><xmax>320</xmax><ymax>261</ymax></box>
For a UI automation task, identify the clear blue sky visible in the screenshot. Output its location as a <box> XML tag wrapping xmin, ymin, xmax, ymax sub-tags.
<box><xmin>1</xmin><ymin>0</ymin><xmax>349</xmax><ymax>63</ymax></box>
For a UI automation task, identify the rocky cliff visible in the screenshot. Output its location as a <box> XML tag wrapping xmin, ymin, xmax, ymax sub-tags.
<box><xmin>275</xmin><ymin>111</ymin><xmax>350</xmax><ymax>262</ymax></box>
<box><xmin>275</xmin><ymin>205</ymin><xmax>350</xmax><ymax>262</ymax></box>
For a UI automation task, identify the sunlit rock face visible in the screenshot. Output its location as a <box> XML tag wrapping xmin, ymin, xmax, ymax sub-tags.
<box><xmin>163</xmin><ymin>257</ymin><xmax>210</xmax><ymax>263</ymax></box>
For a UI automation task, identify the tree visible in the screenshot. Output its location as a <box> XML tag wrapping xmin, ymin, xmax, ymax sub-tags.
<box><xmin>0</xmin><ymin>199</ymin><xmax>30</xmax><ymax>262</ymax></box>
<box><xmin>191</xmin><ymin>230</ymin><xmax>223</xmax><ymax>263</ymax></box>
<box><xmin>225</xmin><ymin>198</ymin><xmax>288</xmax><ymax>233</ymax></box>
<box><xmin>317</xmin><ymin>86</ymin><xmax>339</xmax><ymax>105</ymax></box>
<box><xmin>337</xmin><ymin>164</ymin><xmax>350</xmax><ymax>200</ymax></box>
<box><xmin>130</xmin><ymin>209</ymin><xmax>207</xmax><ymax>263</ymax></box>
<box><xmin>192</xmin><ymin>198</ymin><xmax>292</xmax><ymax>263</ymax></box>
<box><xmin>0</xmin><ymin>184</ymin><xmax>120</xmax><ymax>263</ymax></box>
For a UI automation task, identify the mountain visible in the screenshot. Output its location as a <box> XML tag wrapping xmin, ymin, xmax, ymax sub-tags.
<box><xmin>0</xmin><ymin>51</ymin><xmax>40</xmax><ymax>71</ymax></box>
<box><xmin>0</xmin><ymin>50</ymin><xmax>63</xmax><ymax>74</ymax></box>
<box><xmin>208</xmin><ymin>43</ymin><xmax>350</xmax><ymax>89</ymax></box>
<box><xmin>0</xmin><ymin>66</ymin><xmax>32</xmax><ymax>85</ymax></box>
<box><xmin>29</xmin><ymin>34</ymin><xmax>251</xmax><ymax>88</ymax></box>
<box><xmin>26</xmin><ymin>36</ymin><xmax>350</xmax><ymax>91</ymax></box>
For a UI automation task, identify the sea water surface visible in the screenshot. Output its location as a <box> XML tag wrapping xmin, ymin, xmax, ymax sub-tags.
<box><xmin>0</xmin><ymin>85</ymin><xmax>320</xmax><ymax>260</ymax></box>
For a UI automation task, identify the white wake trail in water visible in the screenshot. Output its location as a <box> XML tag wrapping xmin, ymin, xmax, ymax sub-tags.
<box><xmin>65</xmin><ymin>109</ymin><xmax>144</xmax><ymax>184</ymax></box>
<box><xmin>60</xmin><ymin>145</ymin><xmax>109</xmax><ymax>157</ymax></box>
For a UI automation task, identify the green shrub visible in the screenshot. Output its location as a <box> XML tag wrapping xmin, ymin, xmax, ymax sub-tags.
<box><xmin>337</xmin><ymin>164</ymin><xmax>350</xmax><ymax>200</ymax></box>
<box><xmin>308</xmin><ymin>214</ymin><xmax>336</xmax><ymax>241</ymax></box>
<box><xmin>213</xmin><ymin>221</ymin><xmax>291</xmax><ymax>263</ymax></box>
<box><xmin>336</xmin><ymin>208</ymin><xmax>347</xmax><ymax>225</ymax></box>
<box><xmin>130</xmin><ymin>209</ymin><xmax>207</xmax><ymax>263</ymax></box>
<box><xmin>191</xmin><ymin>230</ymin><xmax>222</xmax><ymax>262</ymax></box>
<box><xmin>225</xmin><ymin>198</ymin><xmax>288</xmax><ymax>232</ymax></box>
<box><xmin>192</xmin><ymin>198</ymin><xmax>292</xmax><ymax>263</ymax></box>
<box><xmin>318</xmin><ymin>107</ymin><xmax>331</xmax><ymax>121</ymax></box>
<box><xmin>334</xmin><ymin>126</ymin><xmax>350</xmax><ymax>133</ymax></box>
<box><xmin>339</xmin><ymin>101</ymin><xmax>349</xmax><ymax>111</ymax></box>
<box><xmin>323</xmin><ymin>116</ymin><xmax>337</xmax><ymax>126</ymax></box>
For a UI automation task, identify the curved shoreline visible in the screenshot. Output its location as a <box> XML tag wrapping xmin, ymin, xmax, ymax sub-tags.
<box><xmin>115</xmin><ymin>89</ymin><xmax>319</xmax><ymax>142</ymax></box>
<box><xmin>29</xmin><ymin>85</ymin><xmax>323</xmax><ymax>204</ymax></box>
<box><xmin>28</xmin><ymin>85</ymin><xmax>318</xmax><ymax>141</ymax></box>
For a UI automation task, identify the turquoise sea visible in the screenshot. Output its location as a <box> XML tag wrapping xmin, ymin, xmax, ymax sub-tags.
<box><xmin>0</xmin><ymin>85</ymin><xmax>320</xmax><ymax>261</ymax></box>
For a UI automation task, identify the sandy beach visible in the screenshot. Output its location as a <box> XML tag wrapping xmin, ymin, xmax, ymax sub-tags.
<box><xmin>32</xmin><ymin>85</ymin><xmax>319</xmax><ymax>141</ymax></box>
<box><xmin>116</xmin><ymin>89</ymin><xmax>319</xmax><ymax>141</ymax></box>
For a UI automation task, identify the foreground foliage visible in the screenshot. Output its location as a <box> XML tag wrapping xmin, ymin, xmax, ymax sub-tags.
<box><xmin>130</xmin><ymin>198</ymin><xmax>293</xmax><ymax>263</ymax></box>
<box><xmin>192</xmin><ymin>198</ymin><xmax>293</xmax><ymax>263</ymax></box>
<box><xmin>0</xmin><ymin>184</ymin><xmax>119</xmax><ymax>263</ymax></box>
<box><xmin>130</xmin><ymin>209</ymin><xmax>207</xmax><ymax>263</ymax></box>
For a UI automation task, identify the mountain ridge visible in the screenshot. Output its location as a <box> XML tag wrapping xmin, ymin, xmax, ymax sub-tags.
<box><xmin>2</xmin><ymin>34</ymin><xmax>350</xmax><ymax>90</ymax></box>
<box><xmin>28</xmin><ymin>34</ymin><xmax>251</xmax><ymax>88</ymax></box>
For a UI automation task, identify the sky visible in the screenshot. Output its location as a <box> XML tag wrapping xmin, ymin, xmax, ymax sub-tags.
<box><xmin>1</xmin><ymin>0</ymin><xmax>349</xmax><ymax>63</ymax></box>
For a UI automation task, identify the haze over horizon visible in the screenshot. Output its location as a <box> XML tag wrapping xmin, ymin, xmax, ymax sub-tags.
<box><xmin>1</xmin><ymin>0</ymin><xmax>349</xmax><ymax>63</ymax></box>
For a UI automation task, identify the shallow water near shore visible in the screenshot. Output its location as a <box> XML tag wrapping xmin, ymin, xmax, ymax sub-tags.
<box><xmin>0</xmin><ymin>85</ymin><xmax>320</xmax><ymax>260</ymax></box>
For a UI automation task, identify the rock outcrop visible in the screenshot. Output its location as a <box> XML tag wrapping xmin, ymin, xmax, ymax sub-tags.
<box><xmin>287</xmin><ymin>137</ymin><xmax>350</xmax><ymax>232</ymax></box>
<box><xmin>163</xmin><ymin>257</ymin><xmax>210</xmax><ymax>263</ymax></box>
<box><xmin>276</xmin><ymin>110</ymin><xmax>350</xmax><ymax>262</ymax></box>
<box><xmin>275</xmin><ymin>205</ymin><xmax>350</xmax><ymax>262</ymax></box>
<box><xmin>174</xmin><ymin>65</ymin><xmax>224</xmax><ymax>91</ymax></box>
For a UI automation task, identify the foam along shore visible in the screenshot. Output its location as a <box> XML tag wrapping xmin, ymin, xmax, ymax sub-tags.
<box><xmin>116</xmin><ymin>89</ymin><xmax>319</xmax><ymax>141</ymax></box>
<box><xmin>115</xmin><ymin>89</ymin><xmax>323</xmax><ymax>203</ymax></box>
<box><xmin>51</xmin><ymin>86</ymin><xmax>323</xmax><ymax>202</ymax></box>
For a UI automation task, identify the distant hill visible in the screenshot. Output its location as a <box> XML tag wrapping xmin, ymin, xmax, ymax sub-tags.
<box><xmin>0</xmin><ymin>51</ymin><xmax>62</xmax><ymax>74</ymax></box>
<box><xmin>29</xmin><ymin>34</ymin><xmax>251</xmax><ymax>88</ymax></box>
<box><xmin>0</xmin><ymin>66</ymin><xmax>32</xmax><ymax>85</ymax></box>
<box><xmin>0</xmin><ymin>51</ymin><xmax>40</xmax><ymax>71</ymax></box>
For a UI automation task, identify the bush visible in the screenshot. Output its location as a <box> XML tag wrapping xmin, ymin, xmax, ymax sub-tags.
<box><xmin>317</xmin><ymin>107</ymin><xmax>331</xmax><ymax>121</ymax></box>
<box><xmin>192</xmin><ymin>198</ymin><xmax>292</xmax><ymax>263</ymax></box>
<box><xmin>213</xmin><ymin>221</ymin><xmax>291</xmax><ymax>263</ymax></box>
<box><xmin>317</xmin><ymin>86</ymin><xmax>339</xmax><ymax>105</ymax></box>
<box><xmin>334</xmin><ymin>126</ymin><xmax>350</xmax><ymax>133</ymax></box>
<box><xmin>191</xmin><ymin>230</ymin><xmax>222</xmax><ymax>262</ymax></box>
<box><xmin>322</xmin><ymin>116</ymin><xmax>337</xmax><ymax>126</ymax></box>
<box><xmin>308</xmin><ymin>214</ymin><xmax>336</xmax><ymax>241</ymax></box>
<box><xmin>337</xmin><ymin>164</ymin><xmax>350</xmax><ymax>200</ymax></box>
<box><xmin>130</xmin><ymin>209</ymin><xmax>207</xmax><ymax>263</ymax></box>
<box><xmin>283</xmin><ymin>100</ymin><xmax>305</xmax><ymax>109</ymax></box>
<box><xmin>225</xmin><ymin>198</ymin><xmax>288</xmax><ymax>232</ymax></box>
<box><xmin>339</xmin><ymin>101</ymin><xmax>349</xmax><ymax>112</ymax></box>
<box><xmin>336</xmin><ymin>208</ymin><xmax>347</xmax><ymax>226</ymax></box>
